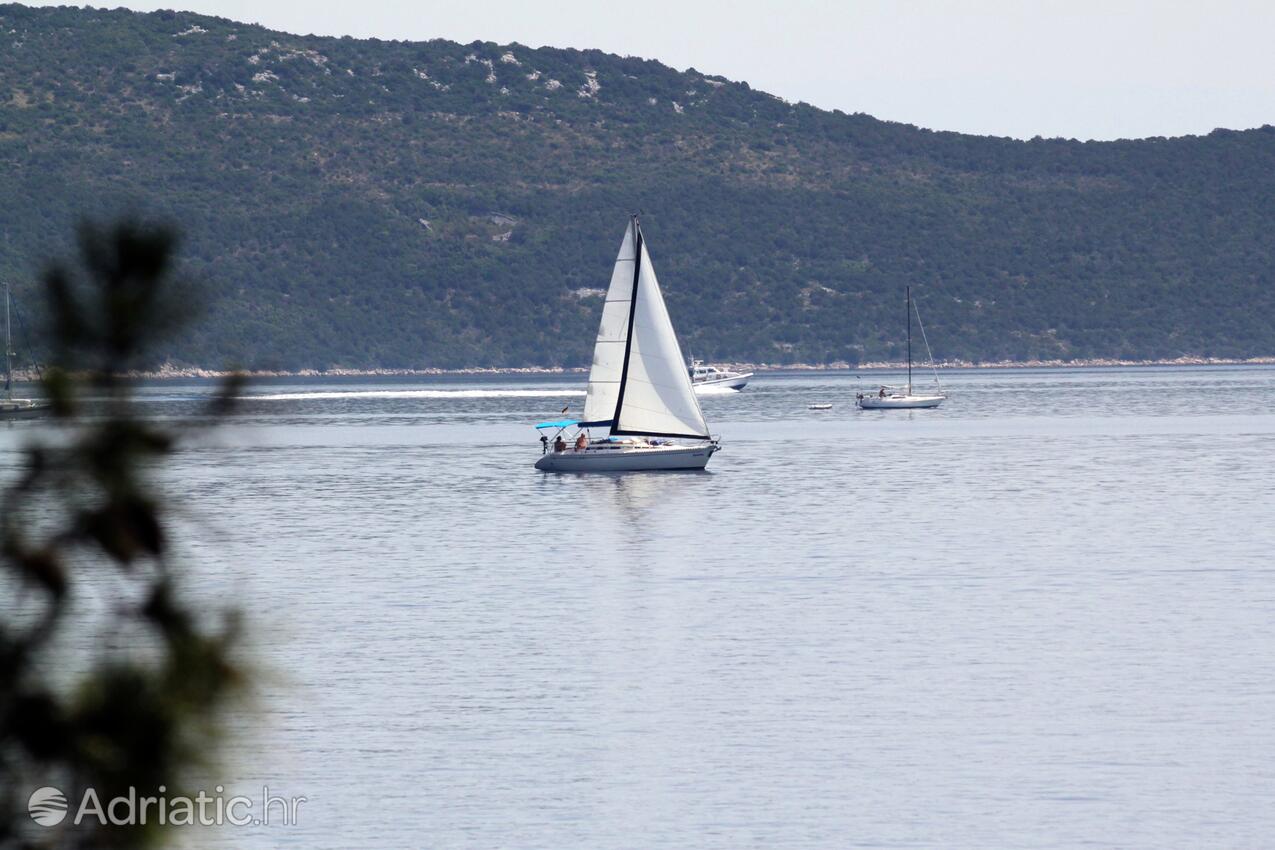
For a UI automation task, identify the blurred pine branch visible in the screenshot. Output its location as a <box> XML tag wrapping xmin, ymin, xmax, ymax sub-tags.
<box><xmin>0</xmin><ymin>221</ymin><xmax>247</xmax><ymax>849</ymax></box>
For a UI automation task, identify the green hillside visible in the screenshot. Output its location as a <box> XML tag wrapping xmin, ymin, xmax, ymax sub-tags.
<box><xmin>2</xmin><ymin>3</ymin><xmax>1273</xmax><ymax>369</ymax></box>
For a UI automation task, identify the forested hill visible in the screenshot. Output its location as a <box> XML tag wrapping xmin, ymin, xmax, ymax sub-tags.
<box><xmin>2</xmin><ymin>3</ymin><xmax>1274</xmax><ymax>369</ymax></box>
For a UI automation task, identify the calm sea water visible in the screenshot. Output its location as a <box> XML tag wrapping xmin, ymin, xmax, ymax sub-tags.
<box><xmin>6</xmin><ymin>366</ymin><xmax>1275</xmax><ymax>849</ymax></box>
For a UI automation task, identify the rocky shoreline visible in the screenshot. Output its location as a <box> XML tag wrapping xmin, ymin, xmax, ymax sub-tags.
<box><xmin>10</xmin><ymin>356</ymin><xmax>1270</xmax><ymax>383</ymax></box>
<box><xmin>93</xmin><ymin>355</ymin><xmax>1275</xmax><ymax>380</ymax></box>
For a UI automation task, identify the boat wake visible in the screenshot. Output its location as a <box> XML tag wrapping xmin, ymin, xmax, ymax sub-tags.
<box><xmin>693</xmin><ymin>385</ymin><xmax>742</xmax><ymax>395</ymax></box>
<box><xmin>242</xmin><ymin>389</ymin><xmax>586</xmax><ymax>401</ymax></box>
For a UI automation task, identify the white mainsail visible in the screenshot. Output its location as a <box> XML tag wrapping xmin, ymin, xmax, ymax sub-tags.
<box><xmin>581</xmin><ymin>222</ymin><xmax>635</xmax><ymax>425</ymax></box>
<box><xmin>582</xmin><ymin>217</ymin><xmax>710</xmax><ymax>439</ymax></box>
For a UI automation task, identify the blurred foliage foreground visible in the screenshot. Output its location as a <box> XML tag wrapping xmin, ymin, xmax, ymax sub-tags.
<box><xmin>1</xmin><ymin>223</ymin><xmax>248</xmax><ymax>849</ymax></box>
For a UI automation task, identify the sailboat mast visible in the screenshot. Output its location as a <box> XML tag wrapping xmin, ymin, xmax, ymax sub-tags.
<box><xmin>4</xmin><ymin>280</ymin><xmax>11</xmax><ymax>399</ymax></box>
<box><xmin>906</xmin><ymin>285</ymin><xmax>912</xmax><ymax>396</ymax></box>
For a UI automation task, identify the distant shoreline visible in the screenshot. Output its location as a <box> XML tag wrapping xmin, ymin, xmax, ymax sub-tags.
<box><xmin>90</xmin><ymin>355</ymin><xmax>1275</xmax><ymax>380</ymax></box>
<box><xmin>11</xmin><ymin>356</ymin><xmax>1269</xmax><ymax>383</ymax></box>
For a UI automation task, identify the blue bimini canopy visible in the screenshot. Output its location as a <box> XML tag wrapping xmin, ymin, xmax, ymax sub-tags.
<box><xmin>533</xmin><ymin>419</ymin><xmax>614</xmax><ymax>430</ymax></box>
<box><xmin>534</xmin><ymin>419</ymin><xmax>579</xmax><ymax>430</ymax></box>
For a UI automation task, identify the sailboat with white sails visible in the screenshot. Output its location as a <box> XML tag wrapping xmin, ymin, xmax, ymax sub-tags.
<box><xmin>535</xmin><ymin>216</ymin><xmax>719</xmax><ymax>471</ymax></box>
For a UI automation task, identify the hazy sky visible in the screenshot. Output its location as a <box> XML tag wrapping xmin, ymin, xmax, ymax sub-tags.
<box><xmin>28</xmin><ymin>0</ymin><xmax>1275</xmax><ymax>140</ymax></box>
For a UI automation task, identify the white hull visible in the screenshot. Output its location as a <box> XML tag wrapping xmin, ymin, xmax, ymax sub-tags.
<box><xmin>536</xmin><ymin>442</ymin><xmax>718</xmax><ymax>472</ymax></box>
<box><xmin>857</xmin><ymin>394</ymin><xmax>945</xmax><ymax>409</ymax></box>
<box><xmin>0</xmin><ymin>399</ymin><xmax>51</xmax><ymax>418</ymax></box>
<box><xmin>693</xmin><ymin>373</ymin><xmax>751</xmax><ymax>391</ymax></box>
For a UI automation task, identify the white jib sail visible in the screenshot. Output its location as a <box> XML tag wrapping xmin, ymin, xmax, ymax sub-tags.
<box><xmin>582</xmin><ymin>218</ymin><xmax>710</xmax><ymax>439</ymax></box>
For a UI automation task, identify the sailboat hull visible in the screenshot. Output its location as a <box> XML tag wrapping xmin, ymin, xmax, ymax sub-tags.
<box><xmin>535</xmin><ymin>442</ymin><xmax>718</xmax><ymax>472</ymax></box>
<box><xmin>0</xmin><ymin>399</ymin><xmax>51</xmax><ymax>418</ymax></box>
<box><xmin>857</xmin><ymin>395</ymin><xmax>945</xmax><ymax>409</ymax></box>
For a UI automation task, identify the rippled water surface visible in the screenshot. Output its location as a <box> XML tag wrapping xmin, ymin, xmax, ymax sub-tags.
<box><xmin>6</xmin><ymin>366</ymin><xmax>1275</xmax><ymax>849</ymax></box>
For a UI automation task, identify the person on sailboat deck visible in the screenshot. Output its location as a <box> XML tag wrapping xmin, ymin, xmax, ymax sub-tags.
<box><xmin>879</xmin><ymin>387</ymin><xmax>887</xmax><ymax>398</ymax></box>
<box><xmin>554</xmin><ymin>435</ymin><xmax>567</xmax><ymax>453</ymax></box>
<box><xmin>575</xmin><ymin>432</ymin><xmax>589</xmax><ymax>451</ymax></box>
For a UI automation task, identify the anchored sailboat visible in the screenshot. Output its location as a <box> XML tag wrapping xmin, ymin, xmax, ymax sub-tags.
<box><xmin>0</xmin><ymin>280</ymin><xmax>50</xmax><ymax>418</ymax></box>
<box><xmin>857</xmin><ymin>285</ymin><xmax>946</xmax><ymax>409</ymax></box>
<box><xmin>535</xmin><ymin>216</ymin><xmax>719</xmax><ymax>471</ymax></box>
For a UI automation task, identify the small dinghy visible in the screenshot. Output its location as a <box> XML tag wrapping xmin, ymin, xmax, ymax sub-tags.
<box><xmin>535</xmin><ymin>216</ymin><xmax>719</xmax><ymax>472</ymax></box>
<box><xmin>808</xmin><ymin>403</ymin><xmax>832</xmax><ymax>411</ymax></box>
<box><xmin>857</xmin><ymin>286</ymin><xmax>946</xmax><ymax>410</ymax></box>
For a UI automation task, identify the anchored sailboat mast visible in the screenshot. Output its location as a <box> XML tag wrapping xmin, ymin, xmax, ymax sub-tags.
<box><xmin>906</xmin><ymin>285</ymin><xmax>912</xmax><ymax>396</ymax></box>
<box><xmin>4</xmin><ymin>280</ymin><xmax>11</xmax><ymax>399</ymax></box>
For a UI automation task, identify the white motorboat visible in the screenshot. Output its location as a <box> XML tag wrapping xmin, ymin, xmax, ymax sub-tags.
<box><xmin>857</xmin><ymin>285</ymin><xmax>946</xmax><ymax>410</ymax></box>
<box><xmin>689</xmin><ymin>360</ymin><xmax>752</xmax><ymax>391</ymax></box>
<box><xmin>0</xmin><ymin>281</ymin><xmax>50</xmax><ymax>419</ymax></box>
<box><xmin>535</xmin><ymin>216</ymin><xmax>719</xmax><ymax>472</ymax></box>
